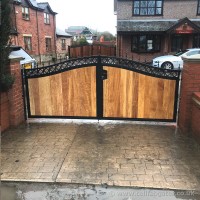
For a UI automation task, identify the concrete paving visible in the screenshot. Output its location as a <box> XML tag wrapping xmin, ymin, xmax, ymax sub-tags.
<box><xmin>1</xmin><ymin>121</ymin><xmax>200</xmax><ymax>191</ymax></box>
<box><xmin>2</xmin><ymin>182</ymin><xmax>200</xmax><ymax>200</ymax></box>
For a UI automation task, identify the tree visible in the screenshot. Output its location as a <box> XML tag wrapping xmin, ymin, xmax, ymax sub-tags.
<box><xmin>97</xmin><ymin>31</ymin><xmax>116</xmax><ymax>41</ymax></box>
<box><xmin>72</xmin><ymin>36</ymin><xmax>89</xmax><ymax>46</ymax></box>
<box><xmin>0</xmin><ymin>0</ymin><xmax>14</xmax><ymax>92</ymax></box>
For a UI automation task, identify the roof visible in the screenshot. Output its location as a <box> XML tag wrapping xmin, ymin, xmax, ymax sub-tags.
<box><xmin>9</xmin><ymin>46</ymin><xmax>36</xmax><ymax>64</ymax></box>
<box><xmin>166</xmin><ymin>17</ymin><xmax>200</xmax><ymax>33</ymax></box>
<box><xmin>67</xmin><ymin>26</ymin><xmax>87</xmax><ymax>31</ymax></box>
<box><xmin>117</xmin><ymin>20</ymin><xmax>177</xmax><ymax>32</ymax></box>
<box><xmin>66</xmin><ymin>26</ymin><xmax>93</xmax><ymax>35</ymax></box>
<box><xmin>56</xmin><ymin>29</ymin><xmax>72</xmax><ymax>37</ymax></box>
<box><xmin>37</xmin><ymin>2</ymin><xmax>57</xmax><ymax>14</ymax></box>
<box><xmin>117</xmin><ymin>18</ymin><xmax>200</xmax><ymax>33</ymax></box>
<box><xmin>14</xmin><ymin>0</ymin><xmax>57</xmax><ymax>14</ymax></box>
<box><xmin>29</xmin><ymin>0</ymin><xmax>38</xmax><ymax>8</ymax></box>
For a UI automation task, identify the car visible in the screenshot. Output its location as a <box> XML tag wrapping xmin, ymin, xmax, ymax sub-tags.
<box><xmin>152</xmin><ymin>48</ymin><xmax>200</xmax><ymax>69</ymax></box>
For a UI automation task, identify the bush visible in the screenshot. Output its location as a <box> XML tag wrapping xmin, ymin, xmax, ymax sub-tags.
<box><xmin>72</xmin><ymin>37</ymin><xmax>89</xmax><ymax>47</ymax></box>
<box><xmin>0</xmin><ymin>74</ymin><xmax>15</xmax><ymax>92</ymax></box>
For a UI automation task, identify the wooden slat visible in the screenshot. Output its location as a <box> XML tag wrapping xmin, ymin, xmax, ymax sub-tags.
<box><xmin>103</xmin><ymin>67</ymin><xmax>176</xmax><ymax>119</ymax></box>
<box><xmin>28</xmin><ymin>66</ymin><xmax>96</xmax><ymax>117</ymax></box>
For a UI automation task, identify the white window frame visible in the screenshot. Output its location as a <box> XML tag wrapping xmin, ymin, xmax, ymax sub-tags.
<box><xmin>44</xmin><ymin>13</ymin><xmax>50</xmax><ymax>24</ymax></box>
<box><xmin>22</xmin><ymin>7</ymin><xmax>30</xmax><ymax>20</ymax></box>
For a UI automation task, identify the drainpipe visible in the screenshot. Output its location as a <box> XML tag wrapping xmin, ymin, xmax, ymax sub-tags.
<box><xmin>36</xmin><ymin>10</ymin><xmax>41</xmax><ymax>63</ymax></box>
<box><xmin>13</xmin><ymin>3</ymin><xmax>19</xmax><ymax>45</ymax></box>
<box><xmin>53</xmin><ymin>14</ymin><xmax>57</xmax><ymax>60</ymax></box>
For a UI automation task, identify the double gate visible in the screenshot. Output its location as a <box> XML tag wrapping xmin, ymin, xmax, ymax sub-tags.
<box><xmin>24</xmin><ymin>56</ymin><xmax>181</xmax><ymax>121</ymax></box>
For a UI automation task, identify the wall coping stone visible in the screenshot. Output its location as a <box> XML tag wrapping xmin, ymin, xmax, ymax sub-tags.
<box><xmin>9</xmin><ymin>55</ymin><xmax>24</xmax><ymax>63</ymax></box>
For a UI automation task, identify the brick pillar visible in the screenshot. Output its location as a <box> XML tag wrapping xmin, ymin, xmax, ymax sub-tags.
<box><xmin>178</xmin><ymin>55</ymin><xmax>200</xmax><ymax>134</ymax></box>
<box><xmin>0</xmin><ymin>92</ymin><xmax>10</xmax><ymax>132</ymax></box>
<box><xmin>191</xmin><ymin>92</ymin><xmax>200</xmax><ymax>143</ymax></box>
<box><xmin>8</xmin><ymin>58</ymin><xmax>25</xmax><ymax>126</ymax></box>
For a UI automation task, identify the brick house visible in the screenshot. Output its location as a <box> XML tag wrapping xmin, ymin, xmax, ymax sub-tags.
<box><xmin>10</xmin><ymin>0</ymin><xmax>57</xmax><ymax>63</ymax></box>
<box><xmin>65</xmin><ymin>26</ymin><xmax>95</xmax><ymax>44</ymax></box>
<box><xmin>115</xmin><ymin>0</ymin><xmax>200</xmax><ymax>62</ymax></box>
<box><xmin>56</xmin><ymin>29</ymin><xmax>72</xmax><ymax>59</ymax></box>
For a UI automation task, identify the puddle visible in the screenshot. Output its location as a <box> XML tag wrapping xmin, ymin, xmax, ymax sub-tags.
<box><xmin>1</xmin><ymin>182</ymin><xmax>200</xmax><ymax>200</ymax></box>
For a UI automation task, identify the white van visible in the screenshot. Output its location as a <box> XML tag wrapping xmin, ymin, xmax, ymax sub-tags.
<box><xmin>9</xmin><ymin>46</ymin><xmax>36</xmax><ymax>69</ymax></box>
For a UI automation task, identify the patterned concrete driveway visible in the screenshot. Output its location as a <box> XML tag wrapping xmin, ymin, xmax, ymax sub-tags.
<box><xmin>1</xmin><ymin>121</ymin><xmax>200</xmax><ymax>191</ymax></box>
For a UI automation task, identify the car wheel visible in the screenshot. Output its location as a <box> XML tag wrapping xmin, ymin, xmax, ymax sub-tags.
<box><xmin>161</xmin><ymin>62</ymin><xmax>174</xmax><ymax>69</ymax></box>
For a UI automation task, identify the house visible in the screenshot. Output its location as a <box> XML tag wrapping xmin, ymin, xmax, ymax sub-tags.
<box><xmin>10</xmin><ymin>0</ymin><xmax>57</xmax><ymax>63</ymax></box>
<box><xmin>56</xmin><ymin>29</ymin><xmax>72</xmax><ymax>59</ymax></box>
<box><xmin>115</xmin><ymin>0</ymin><xmax>200</xmax><ymax>62</ymax></box>
<box><xmin>65</xmin><ymin>26</ymin><xmax>95</xmax><ymax>44</ymax></box>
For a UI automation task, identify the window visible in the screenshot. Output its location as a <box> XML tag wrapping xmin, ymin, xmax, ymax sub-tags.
<box><xmin>61</xmin><ymin>39</ymin><xmax>66</xmax><ymax>50</ymax></box>
<box><xmin>133</xmin><ymin>0</ymin><xmax>163</xmax><ymax>16</ymax></box>
<box><xmin>45</xmin><ymin>38</ymin><xmax>51</xmax><ymax>51</ymax></box>
<box><xmin>132</xmin><ymin>34</ymin><xmax>161</xmax><ymax>53</ymax></box>
<box><xmin>186</xmin><ymin>50</ymin><xmax>200</xmax><ymax>56</ymax></box>
<box><xmin>193</xmin><ymin>34</ymin><xmax>200</xmax><ymax>47</ymax></box>
<box><xmin>24</xmin><ymin>36</ymin><xmax>32</xmax><ymax>51</ymax></box>
<box><xmin>44</xmin><ymin>13</ymin><xmax>50</xmax><ymax>24</ymax></box>
<box><xmin>22</xmin><ymin>7</ymin><xmax>30</xmax><ymax>20</ymax></box>
<box><xmin>198</xmin><ymin>0</ymin><xmax>200</xmax><ymax>15</ymax></box>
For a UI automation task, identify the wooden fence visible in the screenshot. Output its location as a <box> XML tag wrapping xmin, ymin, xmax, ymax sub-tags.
<box><xmin>68</xmin><ymin>44</ymin><xmax>116</xmax><ymax>58</ymax></box>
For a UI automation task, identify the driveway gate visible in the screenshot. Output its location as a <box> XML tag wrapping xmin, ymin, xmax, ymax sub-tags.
<box><xmin>24</xmin><ymin>56</ymin><xmax>181</xmax><ymax>121</ymax></box>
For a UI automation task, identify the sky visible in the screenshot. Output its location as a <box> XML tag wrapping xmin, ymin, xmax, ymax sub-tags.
<box><xmin>37</xmin><ymin>0</ymin><xmax>117</xmax><ymax>35</ymax></box>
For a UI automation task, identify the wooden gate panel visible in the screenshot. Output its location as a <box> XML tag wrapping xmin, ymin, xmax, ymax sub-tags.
<box><xmin>28</xmin><ymin>66</ymin><xmax>96</xmax><ymax>117</ymax></box>
<box><xmin>103</xmin><ymin>67</ymin><xmax>176</xmax><ymax>120</ymax></box>
<box><xmin>137</xmin><ymin>74</ymin><xmax>176</xmax><ymax>119</ymax></box>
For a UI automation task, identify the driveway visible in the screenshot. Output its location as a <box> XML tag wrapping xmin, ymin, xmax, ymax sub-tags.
<box><xmin>1</xmin><ymin>121</ymin><xmax>200</xmax><ymax>191</ymax></box>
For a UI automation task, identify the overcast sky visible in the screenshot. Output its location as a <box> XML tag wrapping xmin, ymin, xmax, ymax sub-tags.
<box><xmin>37</xmin><ymin>0</ymin><xmax>117</xmax><ymax>35</ymax></box>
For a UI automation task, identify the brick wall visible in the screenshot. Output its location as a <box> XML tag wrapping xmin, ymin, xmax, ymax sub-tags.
<box><xmin>56</xmin><ymin>37</ymin><xmax>72</xmax><ymax>58</ymax></box>
<box><xmin>1</xmin><ymin>58</ymin><xmax>25</xmax><ymax>132</ymax></box>
<box><xmin>117</xmin><ymin>0</ymin><xmax>200</xmax><ymax>20</ymax></box>
<box><xmin>13</xmin><ymin>3</ymin><xmax>56</xmax><ymax>63</ymax></box>
<box><xmin>191</xmin><ymin>93</ymin><xmax>200</xmax><ymax>143</ymax></box>
<box><xmin>178</xmin><ymin>56</ymin><xmax>200</xmax><ymax>135</ymax></box>
<box><xmin>14</xmin><ymin>4</ymin><xmax>39</xmax><ymax>54</ymax></box>
<box><xmin>8</xmin><ymin>59</ymin><xmax>25</xmax><ymax>127</ymax></box>
<box><xmin>37</xmin><ymin>11</ymin><xmax>56</xmax><ymax>61</ymax></box>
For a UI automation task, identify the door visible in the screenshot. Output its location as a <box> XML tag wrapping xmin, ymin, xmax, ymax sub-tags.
<box><xmin>171</xmin><ymin>35</ymin><xmax>183</xmax><ymax>52</ymax></box>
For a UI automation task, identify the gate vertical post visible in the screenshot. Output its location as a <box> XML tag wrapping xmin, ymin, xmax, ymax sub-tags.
<box><xmin>96</xmin><ymin>56</ymin><xmax>103</xmax><ymax>119</ymax></box>
<box><xmin>21</xmin><ymin>67</ymin><xmax>27</xmax><ymax>120</ymax></box>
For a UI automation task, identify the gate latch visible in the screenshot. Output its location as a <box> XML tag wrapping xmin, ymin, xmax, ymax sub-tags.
<box><xmin>102</xmin><ymin>69</ymin><xmax>107</xmax><ymax>80</ymax></box>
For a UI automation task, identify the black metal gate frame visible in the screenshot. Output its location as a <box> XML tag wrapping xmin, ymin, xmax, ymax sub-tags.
<box><xmin>23</xmin><ymin>56</ymin><xmax>181</xmax><ymax>122</ymax></box>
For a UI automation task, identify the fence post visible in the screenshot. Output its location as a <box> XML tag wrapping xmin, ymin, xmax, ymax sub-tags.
<box><xmin>91</xmin><ymin>45</ymin><xmax>93</xmax><ymax>56</ymax></box>
<box><xmin>68</xmin><ymin>46</ymin><xmax>71</xmax><ymax>58</ymax></box>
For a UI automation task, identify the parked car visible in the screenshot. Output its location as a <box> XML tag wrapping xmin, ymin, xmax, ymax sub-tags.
<box><xmin>152</xmin><ymin>48</ymin><xmax>200</xmax><ymax>69</ymax></box>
